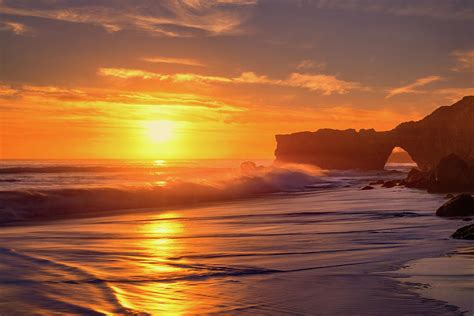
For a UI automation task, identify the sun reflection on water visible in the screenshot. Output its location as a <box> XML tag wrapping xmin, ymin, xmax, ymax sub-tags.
<box><xmin>154</xmin><ymin>159</ymin><xmax>167</xmax><ymax>167</ymax></box>
<box><xmin>111</xmin><ymin>213</ymin><xmax>196</xmax><ymax>315</ymax></box>
<box><xmin>153</xmin><ymin>180</ymin><xmax>168</xmax><ymax>187</ymax></box>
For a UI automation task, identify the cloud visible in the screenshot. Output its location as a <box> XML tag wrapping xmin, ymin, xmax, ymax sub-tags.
<box><xmin>98</xmin><ymin>68</ymin><xmax>232</xmax><ymax>83</ymax></box>
<box><xmin>451</xmin><ymin>49</ymin><xmax>474</xmax><ymax>72</ymax></box>
<box><xmin>173</xmin><ymin>73</ymin><xmax>233</xmax><ymax>83</ymax></box>
<box><xmin>0</xmin><ymin>85</ymin><xmax>18</xmax><ymax>96</ymax></box>
<box><xmin>284</xmin><ymin>73</ymin><xmax>367</xmax><ymax>95</ymax></box>
<box><xmin>0</xmin><ymin>83</ymin><xmax>241</xmax><ymax>112</ymax></box>
<box><xmin>435</xmin><ymin>87</ymin><xmax>474</xmax><ymax>102</ymax></box>
<box><xmin>98</xmin><ymin>68</ymin><xmax>170</xmax><ymax>80</ymax></box>
<box><xmin>0</xmin><ymin>0</ymin><xmax>257</xmax><ymax>37</ymax></box>
<box><xmin>99</xmin><ymin>67</ymin><xmax>367</xmax><ymax>95</ymax></box>
<box><xmin>0</xmin><ymin>21</ymin><xmax>31</xmax><ymax>35</ymax></box>
<box><xmin>0</xmin><ymin>0</ymin><xmax>256</xmax><ymax>36</ymax></box>
<box><xmin>386</xmin><ymin>75</ymin><xmax>442</xmax><ymax>98</ymax></box>
<box><xmin>234</xmin><ymin>72</ymin><xmax>368</xmax><ymax>95</ymax></box>
<box><xmin>142</xmin><ymin>56</ymin><xmax>205</xmax><ymax>67</ymax></box>
<box><xmin>311</xmin><ymin>0</ymin><xmax>474</xmax><ymax>20</ymax></box>
<box><xmin>296</xmin><ymin>59</ymin><xmax>326</xmax><ymax>70</ymax></box>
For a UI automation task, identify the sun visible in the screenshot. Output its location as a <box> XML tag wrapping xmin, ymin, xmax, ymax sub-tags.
<box><xmin>144</xmin><ymin>120</ymin><xmax>175</xmax><ymax>143</ymax></box>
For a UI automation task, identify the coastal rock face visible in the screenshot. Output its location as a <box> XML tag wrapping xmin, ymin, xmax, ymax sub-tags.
<box><xmin>436</xmin><ymin>194</ymin><xmax>474</xmax><ymax>217</ymax></box>
<box><xmin>393</xmin><ymin>96</ymin><xmax>474</xmax><ymax>171</ymax></box>
<box><xmin>275</xmin><ymin>96</ymin><xmax>474</xmax><ymax>171</ymax></box>
<box><xmin>275</xmin><ymin>129</ymin><xmax>395</xmax><ymax>170</ymax></box>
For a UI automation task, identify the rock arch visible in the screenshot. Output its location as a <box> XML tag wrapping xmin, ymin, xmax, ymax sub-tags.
<box><xmin>275</xmin><ymin>96</ymin><xmax>474</xmax><ymax>171</ymax></box>
<box><xmin>385</xmin><ymin>147</ymin><xmax>415</xmax><ymax>165</ymax></box>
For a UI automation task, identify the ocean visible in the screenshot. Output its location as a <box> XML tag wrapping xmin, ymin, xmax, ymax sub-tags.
<box><xmin>0</xmin><ymin>159</ymin><xmax>472</xmax><ymax>315</ymax></box>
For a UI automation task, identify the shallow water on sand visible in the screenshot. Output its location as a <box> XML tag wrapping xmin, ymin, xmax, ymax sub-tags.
<box><xmin>0</xmin><ymin>186</ymin><xmax>472</xmax><ymax>315</ymax></box>
<box><xmin>394</xmin><ymin>246</ymin><xmax>474</xmax><ymax>314</ymax></box>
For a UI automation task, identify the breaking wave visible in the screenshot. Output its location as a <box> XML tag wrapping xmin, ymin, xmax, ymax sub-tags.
<box><xmin>0</xmin><ymin>163</ymin><xmax>337</xmax><ymax>224</ymax></box>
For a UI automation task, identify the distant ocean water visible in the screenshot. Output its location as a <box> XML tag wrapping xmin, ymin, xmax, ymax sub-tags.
<box><xmin>0</xmin><ymin>159</ymin><xmax>472</xmax><ymax>315</ymax></box>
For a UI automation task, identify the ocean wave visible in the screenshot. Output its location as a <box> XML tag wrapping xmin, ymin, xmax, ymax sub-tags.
<box><xmin>0</xmin><ymin>163</ymin><xmax>333</xmax><ymax>224</ymax></box>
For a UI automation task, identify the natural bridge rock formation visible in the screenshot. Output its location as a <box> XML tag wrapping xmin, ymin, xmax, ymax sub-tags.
<box><xmin>275</xmin><ymin>96</ymin><xmax>474</xmax><ymax>170</ymax></box>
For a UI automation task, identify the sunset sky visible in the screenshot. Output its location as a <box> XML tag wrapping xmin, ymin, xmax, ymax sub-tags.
<box><xmin>1</xmin><ymin>0</ymin><xmax>473</xmax><ymax>159</ymax></box>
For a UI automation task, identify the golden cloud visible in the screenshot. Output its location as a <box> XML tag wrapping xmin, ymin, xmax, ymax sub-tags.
<box><xmin>99</xmin><ymin>67</ymin><xmax>368</xmax><ymax>95</ymax></box>
<box><xmin>0</xmin><ymin>21</ymin><xmax>31</xmax><ymax>35</ymax></box>
<box><xmin>451</xmin><ymin>50</ymin><xmax>474</xmax><ymax>72</ymax></box>
<box><xmin>386</xmin><ymin>75</ymin><xmax>442</xmax><ymax>98</ymax></box>
<box><xmin>142</xmin><ymin>56</ymin><xmax>205</xmax><ymax>66</ymax></box>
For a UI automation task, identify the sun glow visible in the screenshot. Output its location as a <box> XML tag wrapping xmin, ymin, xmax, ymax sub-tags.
<box><xmin>144</xmin><ymin>120</ymin><xmax>175</xmax><ymax>144</ymax></box>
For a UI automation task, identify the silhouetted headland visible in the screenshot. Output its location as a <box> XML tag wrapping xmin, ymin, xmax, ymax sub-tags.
<box><xmin>275</xmin><ymin>96</ymin><xmax>474</xmax><ymax>171</ymax></box>
<box><xmin>275</xmin><ymin>96</ymin><xmax>474</xmax><ymax>192</ymax></box>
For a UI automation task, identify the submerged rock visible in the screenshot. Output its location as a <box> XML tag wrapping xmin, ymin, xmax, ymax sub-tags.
<box><xmin>451</xmin><ymin>224</ymin><xmax>474</xmax><ymax>240</ymax></box>
<box><xmin>361</xmin><ymin>185</ymin><xmax>374</xmax><ymax>190</ymax></box>
<box><xmin>436</xmin><ymin>194</ymin><xmax>474</xmax><ymax>217</ymax></box>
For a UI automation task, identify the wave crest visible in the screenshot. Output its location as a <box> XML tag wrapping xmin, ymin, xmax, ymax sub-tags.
<box><xmin>0</xmin><ymin>163</ymin><xmax>329</xmax><ymax>224</ymax></box>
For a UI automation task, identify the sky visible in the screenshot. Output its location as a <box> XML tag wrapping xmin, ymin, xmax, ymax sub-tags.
<box><xmin>0</xmin><ymin>0</ymin><xmax>473</xmax><ymax>159</ymax></box>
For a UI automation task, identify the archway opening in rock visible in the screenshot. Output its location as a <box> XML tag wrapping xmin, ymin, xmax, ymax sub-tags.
<box><xmin>385</xmin><ymin>147</ymin><xmax>415</xmax><ymax>169</ymax></box>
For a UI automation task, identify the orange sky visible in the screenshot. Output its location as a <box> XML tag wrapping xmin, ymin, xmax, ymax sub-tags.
<box><xmin>0</xmin><ymin>1</ymin><xmax>473</xmax><ymax>159</ymax></box>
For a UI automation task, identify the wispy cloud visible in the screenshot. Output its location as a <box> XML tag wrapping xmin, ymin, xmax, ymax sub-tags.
<box><xmin>312</xmin><ymin>0</ymin><xmax>474</xmax><ymax>20</ymax></box>
<box><xmin>98</xmin><ymin>67</ymin><xmax>367</xmax><ymax>95</ymax></box>
<box><xmin>142</xmin><ymin>56</ymin><xmax>205</xmax><ymax>66</ymax></box>
<box><xmin>0</xmin><ymin>0</ymin><xmax>257</xmax><ymax>37</ymax></box>
<box><xmin>284</xmin><ymin>73</ymin><xmax>367</xmax><ymax>95</ymax></box>
<box><xmin>0</xmin><ymin>21</ymin><xmax>32</xmax><ymax>35</ymax></box>
<box><xmin>386</xmin><ymin>75</ymin><xmax>442</xmax><ymax>98</ymax></box>
<box><xmin>0</xmin><ymin>83</ymin><xmax>240</xmax><ymax>111</ymax></box>
<box><xmin>98</xmin><ymin>68</ymin><xmax>170</xmax><ymax>80</ymax></box>
<box><xmin>435</xmin><ymin>87</ymin><xmax>474</xmax><ymax>102</ymax></box>
<box><xmin>451</xmin><ymin>49</ymin><xmax>474</xmax><ymax>72</ymax></box>
<box><xmin>296</xmin><ymin>59</ymin><xmax>326</xmax><ymax>70</ymax></box>
<box><xmin>0</xmin><ymin>84</ymin><xmax>18</xmax><ymax>96</ymax></box>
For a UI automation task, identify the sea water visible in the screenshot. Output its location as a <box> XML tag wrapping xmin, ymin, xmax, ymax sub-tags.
<box><xmin>0</xmin><ymin>160</ymin><xmax>472</xmax><ymax>315</ymax></box>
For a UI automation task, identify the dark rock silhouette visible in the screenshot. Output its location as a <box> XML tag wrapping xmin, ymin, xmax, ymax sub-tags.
<box><xmin>392</xmin><ymin>153</ymin><xmax>474</xmax><ymax>193</ymax></box>
<box><xmin>275</xmin><ymin>128</ymin><xmax>394</xmax><ymax>170</ymax></box>
<box><xmin>361</xmin><ymin>185</ymin><xmax>374</xmax><ymax>190</ymax></box>
<box><xmin>451</xmin><ymin>224</ymin><xmax>474</xmax><ymax>240</ymax></box>
<box><xmin>436</xmin><ymin>194</ymin><xmax>474</xmax><ymax>217</ymax></box>
<box><xmin>427</xmin><ymin>154</ymin><xmax>473</xmax><ymax>192</ymax></box>
<box><xmin>275</xmin><ymin>96</ymin><xmax>474</xmax><ymax>171</ymax></box>
<box><xmin>405</xmin><ymin>168</ymin><xmax>429</xmax><ymax>188</ymax></box>
<box><xmin>382</xmin><ymin>179</ymin><xmax>403</xmax><ymax>188</ymax></box>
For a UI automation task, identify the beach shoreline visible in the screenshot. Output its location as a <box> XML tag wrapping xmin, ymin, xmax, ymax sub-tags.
<box><xmin>0</xmin><ymin>184</ymin><xmax>471</xmax><ymax>315</ymax></box>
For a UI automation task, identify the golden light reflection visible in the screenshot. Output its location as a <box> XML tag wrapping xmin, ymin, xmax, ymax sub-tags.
<box><xmin>154</xmin><ymin>159</ymin><xmax>167</xmax><ymax>166</ymax></box>
<box><xmin>153</xmin><ymin>180</ymin><xmax>168</xmax><ymax>187</ymax></box>
<box><xmin>111</xmin><ymin>213</ymin><xmax>194</xmax><ymax>315</ymax></box>
<box><xmin>141</xmin><ymin>214</ymin><xmax>184</xmax><ymax>271</ymax></box>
